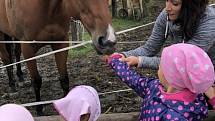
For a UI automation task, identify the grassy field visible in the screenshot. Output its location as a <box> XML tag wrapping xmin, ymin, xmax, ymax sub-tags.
<box><xmin>112</xmin><ymin>18</ymin><xmax>152</xmax><ymax>31</ymax></box>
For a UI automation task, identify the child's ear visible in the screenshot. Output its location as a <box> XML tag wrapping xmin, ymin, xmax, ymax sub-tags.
<box><xmin>80</xmin><ymin>113</ymin><xmax>90</xmax><ymax>121</ymax></box>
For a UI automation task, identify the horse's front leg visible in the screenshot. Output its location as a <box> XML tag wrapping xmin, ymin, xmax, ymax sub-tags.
<box><xmin>5</xmin><ymin>43</ymin><xmax>16</xmax><ymax>91</ymax></box>
<box><xmin>0</xmin><ymin>43</ymin><xmax>16</xmax><ymax>92</ymax></box>
<box><xmin>51</xmin><ymin>43</ymin><xmax>70</xmax><ymax>96</ymax></box>
<box><xmin>21</xmin><ymin>43</ymin><xmax>43</xmax><ymax>116</ymax></box>
<box><xmin>15</xmin><ymin>43</ymin><xmax>24</xmax><ymax>82</ymax></box>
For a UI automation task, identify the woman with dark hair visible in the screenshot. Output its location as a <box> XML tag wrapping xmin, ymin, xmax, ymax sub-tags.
<box><xmin>117</xmin><ymin>0</ymin><xmax>215</xmax><ymax>69</ymax></box>
<box><xmin>105</xmin><ymin>0</ymin><xmax>215</xmax><ymax>109</ymax></box>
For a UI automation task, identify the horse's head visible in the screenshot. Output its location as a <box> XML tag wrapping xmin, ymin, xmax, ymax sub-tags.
<box><xmin>69</xmin><ymin>0</ymin><xmax>116</xmax><ymax>55</ymax></box>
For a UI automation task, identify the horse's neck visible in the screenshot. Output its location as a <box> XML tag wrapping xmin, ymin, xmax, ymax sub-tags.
<box><xmin>61</xmin><ymin>0</ymin><xmax>81</xmax><ymax>20</ymax></box>
<box><xmin>46</xmin><ymin>0</ymin><xmax>80</xmax><ymax>20</ymax></box>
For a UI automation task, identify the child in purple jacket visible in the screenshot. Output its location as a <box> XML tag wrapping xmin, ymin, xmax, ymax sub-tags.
<box><xmin>107</xmin><ymin>43</ymin><xmax>215</xmax><ymax>121</ymax></box>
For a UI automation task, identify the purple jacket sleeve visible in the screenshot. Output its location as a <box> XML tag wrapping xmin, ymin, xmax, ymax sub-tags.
<box><xmin>109</xmin><ymin>58</ymin><xmax>157</xmax><ymax>98</ymax></box>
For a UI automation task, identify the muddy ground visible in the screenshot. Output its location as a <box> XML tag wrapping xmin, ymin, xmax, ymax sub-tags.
<box><xmin>0</xmin><ymin>1</ymin><xmax>165</xmax><ymax>116</ymax></box>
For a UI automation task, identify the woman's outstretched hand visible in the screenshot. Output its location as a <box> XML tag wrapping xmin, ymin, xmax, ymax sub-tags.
<box><xmin>119</xmin><ymin>56</ymin><xmax>139</xmax><ymax>67</ymax></box>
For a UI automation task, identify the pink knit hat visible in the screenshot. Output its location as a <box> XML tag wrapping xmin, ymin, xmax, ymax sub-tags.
<box><xmin>160</xmin><ymin>43</ymin><xmax>215</xmax><ymax>93</ymax></box>
<box><xmin>0</xmin><ymin>104</ymin><xmax>34</xmax><ymax>121</ymax></box>
<box><xmin>53</xmin><ymin>85</ymin><xmax>101</xmax><ymax>121</ymax></box>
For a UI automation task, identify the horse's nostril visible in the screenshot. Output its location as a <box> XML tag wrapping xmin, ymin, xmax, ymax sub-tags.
<box><xmin>98</xmin><ymin>36</ymin><xmax>105</xmax><ymax>47</ymax></box>
<box><xmin>98</xmin><ymin>36</ymin><xmax>116</xmax><ymax>47</ymax></box>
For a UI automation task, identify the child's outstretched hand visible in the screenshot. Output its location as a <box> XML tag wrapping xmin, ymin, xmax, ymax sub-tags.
<box><xmin>101</xmin><ymin>53</ymin><xmax>124</xmax><ymax>64</ymax></box>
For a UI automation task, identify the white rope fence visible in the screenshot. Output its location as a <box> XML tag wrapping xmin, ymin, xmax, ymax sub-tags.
<box><xmin>210</xmin><ymin>3</ymin><xmax>215</xmax><ymax>6</ymax></box>
<box><xmin>21</xmin><ymin>88</ymin><xmax>133</xmax><ymax>107</ymax></box>
<box><xmin>0</xmin><ymin>40</ymin><xmax>146</xmax><ymax>44</ymax></box>
<box><xmin>116</xmin><ymin>21</ymin><xmax>155</xmax><ymax>35</ymax></box>
<box><xmin>0</xmin><ymin>21</ymin><xmax>155</xmax><ymax>44</ymax></box>
<box><xmin>0</xmin><ymin>41</ymin><xmax>91</xmax><ymax>69</ymax></box>
<box><xmin>0</xmin><ymin>21</ymin><xmax>154</xmax><ymax>69</ymax></box>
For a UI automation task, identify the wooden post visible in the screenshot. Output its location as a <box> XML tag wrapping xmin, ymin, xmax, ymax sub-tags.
<box><xmin>77</xmin><ymin>22</ymin><xmax>83</xmax><ymax>42</ymax></box>
<box><xmin>70</xmin><ymin>21</ymin><xmax>78</xmax><ymax>43</ymax></box>
<box><xmin>127</xmin><ymin>0</ymin><xmax>133</xmax><ymax>17</ymax></box>
<box><xmin>122</xmin><ymin>0</ymin><xmax>127</xmax><ymax>9</ymax></box>
<box><xmin>141</xmin><ymin>0</ymin><xmax>149</xmax><ymax>17</ymax></box>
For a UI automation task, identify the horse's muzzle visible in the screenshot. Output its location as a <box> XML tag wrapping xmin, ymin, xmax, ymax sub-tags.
<box><xmin>92</xmin><ymin>37</ymin><xmax>116</xmax><ymax>55</ymax></box>
<box><xmin>92</xmin><ymin>24</ymin><xmax>116</xmax><ymax>55</ymax></box>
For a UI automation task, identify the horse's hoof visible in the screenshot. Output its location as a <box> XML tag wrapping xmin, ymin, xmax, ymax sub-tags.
<box><xmin>18</xmin><ymin>76</ymin><xmax>25</xmax><ymax>82</ymax></box>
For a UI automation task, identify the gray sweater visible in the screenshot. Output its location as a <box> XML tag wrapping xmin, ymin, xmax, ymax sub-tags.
<box><xmin>123</xmin><ymin>6</ymin><xmax>215</xmax><ymax>70</ymax></box>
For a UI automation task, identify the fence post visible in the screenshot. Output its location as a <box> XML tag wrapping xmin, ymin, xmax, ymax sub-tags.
<box><xmin>77</xmin><ymin>22</ymin><xmax>83</xmax><ymax>42</ymax></box>
<box><xmin>112</xmin><ymin>0</ymin><xmax>117</xmax><ymax>17</ymax></box>
<box><xmin>71</xmin><ymin>21</ymin><xmax>78</xmax><ymax>44</ymax></box>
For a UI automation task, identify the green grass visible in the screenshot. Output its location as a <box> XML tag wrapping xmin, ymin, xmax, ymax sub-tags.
<box><xmin>68</xmin><ymin>43</ymin><xmax>93</xmax><ymax>58</ymax></box>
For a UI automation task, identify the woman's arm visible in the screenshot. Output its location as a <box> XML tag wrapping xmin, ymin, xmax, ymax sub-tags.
<box><xmin>122</xmin><ymin>10</ymin><xmax>167</xmax><ymax>69</ymax></box>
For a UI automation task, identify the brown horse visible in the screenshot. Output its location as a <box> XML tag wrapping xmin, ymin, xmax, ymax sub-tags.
<box><xmin>0</xmin><ymin>34</ymin><xmax>23</xmax><ymax>92</ymax></box>
<box><xmin>0</xmin><ymin>0</ymin><xmax>116</xmax><ymax>115</ymax></box>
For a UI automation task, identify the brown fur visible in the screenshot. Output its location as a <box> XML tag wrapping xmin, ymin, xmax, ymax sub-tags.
<box><xmin>0</xmin><ymin>0</ymin><xmax>114</xmax><ymax>115</ymax></box>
